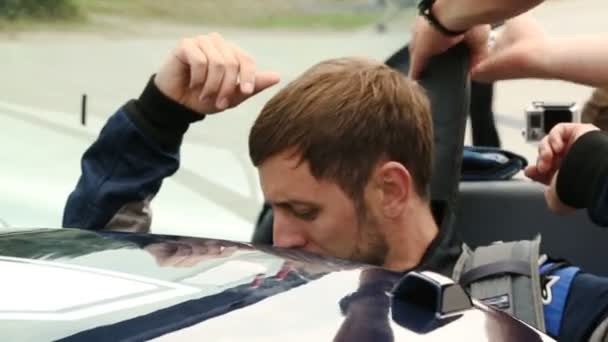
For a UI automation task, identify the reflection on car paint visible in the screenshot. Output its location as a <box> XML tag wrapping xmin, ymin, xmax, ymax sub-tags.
<box><xmin>0</xmin><ymin>228</ymin><xmax>555</xmax><ymax>341</ymax></box>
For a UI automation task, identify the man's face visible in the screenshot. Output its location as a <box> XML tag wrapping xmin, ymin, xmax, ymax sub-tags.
<box><xmin>258</xmin><ymin>151</ymin><xmax>389</xmax><ymax>266</ymax></box>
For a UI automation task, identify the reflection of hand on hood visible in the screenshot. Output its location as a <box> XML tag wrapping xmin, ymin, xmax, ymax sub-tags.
<box><xmin>144</xmin><ymin>238</ymin><xmax>241</xmax><ymax>267</ymax></box>
<box><xmin>334</xmin><ymin>268</ymin><xmax>399</xmax><ymax>342</ymax></box>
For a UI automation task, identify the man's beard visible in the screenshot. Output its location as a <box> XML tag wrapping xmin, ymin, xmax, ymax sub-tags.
<box><xmin>349</xmin><ymin>204</ymin><xmax>390</xmax><ymax>266</ymax></box>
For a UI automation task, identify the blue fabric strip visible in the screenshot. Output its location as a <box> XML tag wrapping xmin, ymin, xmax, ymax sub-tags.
<box><xmin>540</xmin><ymin>263</ymin><xmax>580</xmax><ymax>337</ymax></box>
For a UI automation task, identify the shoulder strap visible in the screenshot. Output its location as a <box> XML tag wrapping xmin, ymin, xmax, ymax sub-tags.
<box><xmin>452</xmin><ymin>236</ymin><xmax>546</xmax><ymax>332</ymax></box>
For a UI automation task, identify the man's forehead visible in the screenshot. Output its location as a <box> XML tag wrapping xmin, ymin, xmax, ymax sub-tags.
<box><xmin>259</xmin><ymin>156</ymin><xmax>316</xmax><ymax>197</ymax></box>
<box><xmin>257</xmin><ymin>151</ymin><xmax>336</xmax><ymax>204</ymax></box>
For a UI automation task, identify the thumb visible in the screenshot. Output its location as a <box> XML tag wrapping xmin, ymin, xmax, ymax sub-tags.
<box><xmin>524</xmin><ymin>165</ymin><xmax>553</xmax><ymax>185</ymax></box>
<box><xmin>231</xmin><ymin>71</ymin><xmax>281</xmax><ymax>107</ymax></box>
<box><xmin>465</xmin><ymin>25</ymin><xmax>490</xmax><ymax>68</ymax></box>
<box><xmin>408</xmin><ymin>52</ymin><xmax>426</xmax><ymax>80</ymax></box>
<box><xmin>252</xmin><ymin>71</ymin><xmax>281</xmax><ymax>94</ymax></box>
<box><xmin>471</xmin><ymin>50</ymin><xmax>518</xmax><ymax>83</ymax></box>
<box><xmin>524</xmin><ymin>165</ymin><xmax>538</xmax><ymax>179</ymax></box>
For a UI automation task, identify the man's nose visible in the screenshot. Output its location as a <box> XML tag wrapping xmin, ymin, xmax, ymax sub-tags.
<box><xmin>272</xmin><ymin>213</ymin><xmax>307</xmax><ymax>249</ymax></box>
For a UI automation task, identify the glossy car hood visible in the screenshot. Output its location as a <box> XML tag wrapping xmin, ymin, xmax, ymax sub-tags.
<box><xmin>0</xmin><ymin>228</ymin><xmax>553</xmax><ymax>341</ymax></box>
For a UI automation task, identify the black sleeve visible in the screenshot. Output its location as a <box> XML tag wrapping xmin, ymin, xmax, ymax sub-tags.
<box><xmin>557</xmin><ymin>131</ymin><xmax>608</xmax><ymax>226</ymax></box>
<box><xmin>128</xmin><ymin>75</ymin><xmax>205</xmax><ymax>151</ymax></box>
<box><xmin>559</xmin><ymin>272</ymin><xmax>608</xmax><ymax>341</ymax></box>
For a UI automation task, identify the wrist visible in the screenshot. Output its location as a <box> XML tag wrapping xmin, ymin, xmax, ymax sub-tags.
<box><xmin>129</xmin><ymin>75</ymin><xmax>204</xmax><ymax>150</ymax></box>
<box><xmin>531</xmin><ymin>38</ymin><xmax>555</xmax><ymax>79</ymax></box>
<box><xmin>432</xmin><ymin>0</ymin><xmax>471</xmax><ymax>33</ymax></box>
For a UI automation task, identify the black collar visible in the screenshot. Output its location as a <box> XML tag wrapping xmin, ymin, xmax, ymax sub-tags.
<box><xmin>405</xmin><ymin>200</ymin><xmax>463</xmax><ymax>277</ymax></box>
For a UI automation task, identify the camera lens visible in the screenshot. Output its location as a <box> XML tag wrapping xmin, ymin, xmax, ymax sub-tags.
<box><xmin>529</xmin><ymin>114</ymin><xmax>542</xmax><ymax>128</ymax></box>
<box><xmin>544</xmin><ymin>109</ymin><xmax>573</xmax><ymax>133</ymax></box>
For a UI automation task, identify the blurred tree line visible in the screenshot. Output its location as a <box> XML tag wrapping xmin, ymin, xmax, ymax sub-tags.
<box><xmin>0</xmin><ymin>0</ymin><xmax>80</xmax><ymax>20</ymax></box>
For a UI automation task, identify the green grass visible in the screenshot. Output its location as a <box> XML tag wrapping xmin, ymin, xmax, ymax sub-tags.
<box><xmin>0</xmin><ymin>15</ymin><xmax>85</xmax><ymax>32</ymax></box>
<box><xmin>0</xmin><ymin>0</ymin><xmax>402</xmax><ymax>32</ymax></box>
<box><xmin>251</xmin><ymin>12</ymin><xmax>383</xmax><ymax>30</ymax></box>
<box><xmin>80</xmin><ymin>0</ymin><xmax>384</xmax><ymax>30</ymax></box>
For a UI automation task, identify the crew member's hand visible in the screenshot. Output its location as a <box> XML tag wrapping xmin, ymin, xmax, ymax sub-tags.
<box><xmin>525</xmin><ymin>123</ymin><xmax>599</xmax><ymax>214</ymax></box>
<box><xmin>526</xmin><ymin>123</ymin><xmax>599</xmax><ymax>183</ymax></box>
<box><xmin>472</xmin><ymin>15</ymin><xmax>547</xmax><ymax>82</ymax></box>
<box><xmin>409</xmin><ymin>16</ymin><xmax>489</xmax><ymax>79</ymax></box>
<box><xmin>154</xmin><ymin>33</ymin><xmax>281</xmax><ymax>115</ymax></box>
<box><xmin>541</xmin><ymin>172</ymin><xmax>576</xmax><ymax>215</ymax></box>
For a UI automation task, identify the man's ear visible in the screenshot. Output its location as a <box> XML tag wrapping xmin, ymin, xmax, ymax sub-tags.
<box><xmin>372</xmin><ymin>161</ymin><xmax>413</xmax><ymax>219</ymax></box>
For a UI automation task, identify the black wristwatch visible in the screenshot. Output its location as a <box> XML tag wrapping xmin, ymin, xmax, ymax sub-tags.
<box><xmin>418</xmin><ymin>0</ymin><xmax>466</xmax><ymax>37</ymax></box>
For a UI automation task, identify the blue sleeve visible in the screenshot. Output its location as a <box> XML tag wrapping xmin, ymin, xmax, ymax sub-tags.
<box><xmin>62</xmin><ymin>106</ymin><xmax>180</xmax><ymax>230</ymax></box>
<box><xmin>558</xmin><ymin>272</ymin><xmax>608</xmax><ymax>341</ymax></box>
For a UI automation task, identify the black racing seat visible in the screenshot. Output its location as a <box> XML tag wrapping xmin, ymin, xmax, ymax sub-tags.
<box><xmin>457</xmin><ymin>181</ymin><xmax>608</xmax><ymax>276</ymax></box>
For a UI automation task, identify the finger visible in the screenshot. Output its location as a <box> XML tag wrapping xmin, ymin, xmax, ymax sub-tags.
<box><xmin>144</xmin><ymin>243</ymin><xmax>173</xmax><ymax>265</ymax></box>
<box><xmin>547</xmin><ymin>123</ymin><xmax>591</xmax><ymax>157</ymax></box>
<box><xmin>544</xmin><ymin>172</ymin><xmax>559</xmax><ymax>213</ymax></box>
<box><xmin>196</xmin><ymin>35</ymin><xmax>226</xmax><ymax>102</ymax></box>
<box><xmin>544</xmin><ymin>187</ymin><xmax>573</xmax><ymax>215</ymax></box>
<box><xmin>220</xmin><ymin>246</ymin><xmax>239</xmax><ymax>256</ymax></box>
<box><xmin>544</xmin><ymin>188</ymin><xmax>557</xmax><ymax>213</ymax></box>
<box><xmin>175</xmin><ymin>38</ymin><xmax>209</xmax><ymax>89</ymax></box>
<box><xmin>524</xmin><ymin>165</ymin><xmax>539</xmax><ymax>180</ymax></box>
<box><xmin>471</xmin><ymin>50</ymin><xmax>520</xmax><ymax>83</ymax></box>
<box><xmin>407</xmin><ymin>26</ymin><xmax>420</xmax><ymax>79</ymax></box>
<box><xmin>210</xmin><ymin>33</ymin><xmax>240</xmax><ymax>110</ymax></box>
<box><xmin>175</xmin><ymin>254</ymin><xmax>208</xmax><ymax>267</ymax></box>
<box><xmin>548</xmin><ymin>127</ymin><xmax>566</xmax><ymax>156</ymax></box>
<box><xmin>537</xmin><ymin>137</ymin><xmax>554</xmax><ymax>174</ymax></box>
<box><xmin>230</xmin><ymin>43</ymin><xmax>256</xmax><ymax>94</ymax></box>
<box><xmin>572</xmin><ymin>124</ymin><xmax>600</xmax><ymax>144</ymax></box>
<box><xmin>466</xmin><ymin>25</ymin><xmax>490</xmax><ymax>68</ymax></box>
<box><xmin>525</xmin><ymin>165</ymin><xmax>552</xmax><ymax>185</ymax></box>
<box><xmin>252</xmin><ymin>71</ymin><xmax>281</xmax><ymax>93</ymax></box>
<box><xmin>408</xmin><ymin>49</ymin><xmax>427</xmax><ymax>80</ymax></box>
<box><xmin>230</xmin><ymin>71</ymin><xmax>280</xmax><ymax>107</ymax></box>
<box><xmin>160</xmin><ymin>243</ymin><xmax>193</xmax><ymax>267</ymax></box>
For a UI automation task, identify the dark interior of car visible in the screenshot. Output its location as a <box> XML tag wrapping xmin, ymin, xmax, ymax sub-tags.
<box><xmin>252</xmin><ymin>43</ymin><xmax>608</xmax><ymax>277</ymax></box>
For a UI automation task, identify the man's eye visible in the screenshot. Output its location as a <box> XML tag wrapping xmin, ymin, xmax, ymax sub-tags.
<box><xmin>292</xmin><ymin>209</ymin><xmax>318</xmax><ymax>221</ymax></box>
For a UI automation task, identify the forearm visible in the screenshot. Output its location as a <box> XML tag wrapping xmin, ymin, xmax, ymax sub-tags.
<box><xmin>539</xmin><ymin>35</ymin><xmax>608</xmax><ymax>88</ymax></box>
<box><xmin>434</xmin><ymin>0</ymin><xmax>543</xmax><ymax>31</ymax></box>
<box><xmin>62</xmin><ymin>105</ymin><xmax>181</xmax><ymax>230</ymax></box>
<box><xmin>63</xmin><ymin>77</ymin><xmax>204</xmax><ymax>230</ymax></box>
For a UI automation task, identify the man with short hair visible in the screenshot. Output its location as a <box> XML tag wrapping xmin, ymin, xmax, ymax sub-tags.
<box><xmin>64</xmin><ymin>34</ymin><xmax>445</xmax><ymax>274</ymax></box>
<box><xmin>249</xmin><ymin>57</ymin><xmax>437</xmax><ymax>270</ymax></box>
<box><xmin>64</xmin><ymin>33</ymin><xmax>608</xmax><ymax>341</ymax></box>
